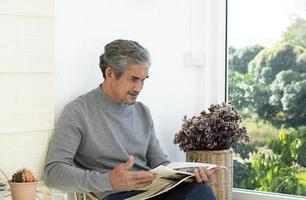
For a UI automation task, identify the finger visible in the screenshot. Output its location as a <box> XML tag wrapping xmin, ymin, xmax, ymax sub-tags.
<box><xmin>123</xmin><ymin>171</ymin><xmax>156</xmax><ymax>188</ymax></box>
<box><xmin>131</xmin><ymin>171</ymin><xmax>156</xmax><ymax>179</ymax></box>
<box><xmin>126</xmin><ymin>175</ymin><xmax>155</xmax><ymax>190</ymax></box>
<box><xmin>199</xmin><ymin>167</ymin><xmax>209</xmax><ymax>182</ymax></box>
<box><xmin>121</xmin><ymin>156</ymin><xmax>134</xmax><ymax>170</ymax></box>
<box><xmin>132</xmin><ymin>176</ymin><xmax>155</xmax><ymax>187</ymax></box>
<box><xmin>210</xmin><ymin>166</ymin><xmax>221</xmax><ymax>174</ymax></box>
<box><xmin>193</xmin><ymin>168</ymin><xmax>203</xmax><ymax>183</ymax></box>
<box><xmin>134</xmin><ymin>179</ymin><xmax>155</xmax><ymax>189</ymax></box>
<box><xmin>135</xmin><ymin>176</ymin><xmax>156</xmax><ymax>184</ymax></box>
<box><xmin>184</xmin><ymin>177</ymin><xmax>194</xmax><ymax>183</ymax></box>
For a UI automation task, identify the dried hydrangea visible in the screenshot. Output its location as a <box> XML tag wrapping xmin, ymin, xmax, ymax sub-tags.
<box><xmin>173</xmin><ymin>102</ymin><xmax>249</xmax><ymax>152</ymax></box>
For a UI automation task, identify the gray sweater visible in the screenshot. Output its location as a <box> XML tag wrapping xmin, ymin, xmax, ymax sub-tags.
<box><xmin>44</xmin><ymin>86</ymin><xmax>170</xmax><ymax>199</ymax></box>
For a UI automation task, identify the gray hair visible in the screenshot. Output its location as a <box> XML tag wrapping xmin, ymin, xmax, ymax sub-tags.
<box><xmin>99</xmin><ymin>39</ymin><xmax>151</xmax><ymax>78</ymax></box>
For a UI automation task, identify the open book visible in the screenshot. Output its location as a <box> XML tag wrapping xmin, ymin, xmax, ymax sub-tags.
<box><xmin>125</xmin><ymin>162</ymin><xmax>225</xmax><ymax>200</ymax></box>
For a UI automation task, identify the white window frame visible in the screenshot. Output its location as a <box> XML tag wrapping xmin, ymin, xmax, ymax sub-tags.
<box><xmin>212</xmin><ymin>0</ymin><xmax>306</xmax><ymax>199</ymax></box>
<box><xmin>233</xmin><ymin>189</ymin><xmax>306</xmax><ymax>200</ymax></box>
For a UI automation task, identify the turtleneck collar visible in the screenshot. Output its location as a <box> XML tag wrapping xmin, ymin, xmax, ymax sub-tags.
<box><xmin>93</xmin><ymin>85</ymin><xmax>133</xmax><ymax>114</ymax></box>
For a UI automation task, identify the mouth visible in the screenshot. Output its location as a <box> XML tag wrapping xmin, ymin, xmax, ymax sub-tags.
<box><xmin>128</xmin><ymin>92</ymin><xmax>138</xmax><ymax>98</ymax></box>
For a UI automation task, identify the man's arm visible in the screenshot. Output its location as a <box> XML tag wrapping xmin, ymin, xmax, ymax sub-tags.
<box><xmin>145</xmin><ymin>108</ymin><xmax>170</xmax><ymax>168</ymax></box>
<box><xmin>45</xmin><ymin>103</ymin><xmax>157</xmax><ymax>193</ymax></box>
<box><xmin>44</xmin><ymin>103</ymin><xmax>113</xmax><ymax>193</ymax></box>
<box><xmin>110</xmin><ymin>156</ymin><xmax>157</xmax><ymax>191</ymax></box>
<box><xmin>146</xmin><ymin>130</ymin><xmax>170</xmax><ymax>168</ymax></box>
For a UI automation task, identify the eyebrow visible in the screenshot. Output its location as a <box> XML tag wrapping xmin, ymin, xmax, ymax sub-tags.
<box><xmin>131</xmin><ymin>75</ymin><xmax>149</xmax><ymax>80</ymax></box>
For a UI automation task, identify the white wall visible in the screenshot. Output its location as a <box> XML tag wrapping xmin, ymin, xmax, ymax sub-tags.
<box><xmin>0</xmin><ymin>0</ymin><xmax>225</xmax><ymax>190</ymax></box>
<box><xmin>0</xmin><ymin>0</ymin><xmax>225</xmax><ymax>182</ymax></box>
<box><xmin>55</xmin><ymin>0</ymin><xmax>226</xmax><ymax>162</ymax></box>
<box><xmin>0</xmin><ymin>0</ymin><xmax>54</xmax><ymax>179</ymax></box>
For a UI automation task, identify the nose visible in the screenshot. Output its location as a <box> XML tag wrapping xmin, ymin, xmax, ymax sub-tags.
<box><xmin>133</xmin><ymin>81</ymin><xmax>143</xmax><ymax>92</ymax></box>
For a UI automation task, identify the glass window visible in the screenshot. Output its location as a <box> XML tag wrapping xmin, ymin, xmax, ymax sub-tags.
<box><xmin>228</xmin><ymin>0</ymin><xmax>306</xmax><ymax>197</ymax></box>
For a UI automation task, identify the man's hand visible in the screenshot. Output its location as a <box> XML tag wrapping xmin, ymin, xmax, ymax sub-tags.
<box><xmin>110</xmin><ymin>156</ymin><xmax>157</xmax><ymax>191</ymax></box>
<box><xmin>193</xmin><ymin>166</ymin><xmax>221</xmax><ymax>183</ymax></box>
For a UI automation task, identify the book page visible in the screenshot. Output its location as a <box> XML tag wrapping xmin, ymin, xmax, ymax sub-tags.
<box><xmin>124</xmin><ymin>162</ymin><xmax>226</xmax><ymax>200</ymax></box>
<box><xmin>125</xmin><ymin>165</ymin><xmax>193</xmax><ymax>200</ymax></box>
<box><xmin>167</xmin><ymin>162</ymin><xmax>227</xmax><ymax>172</ymax></box>
<box><xmin>167</xmin><ymin>162</ymin><xmax>217</xmax><ymax>170</ymax></box>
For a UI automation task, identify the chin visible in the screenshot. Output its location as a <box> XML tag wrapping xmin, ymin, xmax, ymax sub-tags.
<box><xmin>127</xmin><ymin>100</ymin><xmax>136</xmax><ymax>105</ymax></box>
<box><xmin>122</xmin><ymin>95</ymin><xmax>138</xmax><ymax>105</ymax></box>
<box><xmin>125</xmin><ymin>99</ymin><xmax>137</xmax><ymax>105</ymax></box>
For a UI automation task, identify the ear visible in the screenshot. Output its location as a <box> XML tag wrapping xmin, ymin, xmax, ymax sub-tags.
<box><xmin>105</xmin><ymin>67</ymin><xmax>114</xmax><ymax>80</ymax></box>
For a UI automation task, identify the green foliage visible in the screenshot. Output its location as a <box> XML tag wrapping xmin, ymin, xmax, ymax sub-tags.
<box><xmin>228</xmin><ymin>18</ymin><xmax>306</xmax><ymax>128</ymax></box>
<box><xmin>268</xmin><ymin>128</ymin><xmax>306</xmax><ymax>167</ymax></box>
<box><xmin>228</xmin><ymin>72</ymin><xmax>254</xmax><ymax>111</ymax></box>
<box><xmin>229</xmin><ymin>45</ymin><xmax>264</xmax><ymax>74</ymax></box>
<box><xmin>282</xmin><ymin>18</ymin><xmax>306</xmax><ymax>49</ymax></box>
<box><xmin>242</xmin><ymin>118</ymin><xmax>279</xmax><ymax>147</ymax></box>
<box><xmin>228</xmin><ymin>46</ymin><xmax>236</xmax><ymax>55</ymax></box>
<box><xmin>242</xmin><ymin>43</ymin><xmax>306</xmax><ymax>127</ymax></box>
<box><xmin>233</xmin><ymin>142</ymin><xmax>259</xmax><ymax>190</ymax></box>
<box><xmin>237</xmin><ymin>142</ymin><xmax>257</xmax><ymax>160</ymax></box>
<box><xmin>269</xmin><ymin>71</ymin><xmax>306</xmax><ymax>127</ymax></box>
<box><xmin>233</xmin><ymin>160</ymin><xmax>259</xmax><ymax>189</ymax></box>
<box><xmin>298</xmin><ymin>172</ymin><xmax>306</xmax><ymax>187</ymax></box>
<box><xmin>230</xmin><ymin>15</ymin><xmax>306</xmax><ymax>197</ymax></box>
<box><xmin>251</xmin><ymin>153</ymin><xmax>305</xmax><ymax>195</ymax></box>
<box><xmin>248</xmin><ymin>43</ymin><xmax>304</xmax><ymax>85</ymax></box>
<box><xmin>234</xmin><ymin>127</ymin><xmax>306</xmax><ymax>196</ymax></box>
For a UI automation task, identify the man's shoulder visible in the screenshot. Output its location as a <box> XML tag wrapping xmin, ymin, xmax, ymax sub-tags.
<box><xmin>134</xmin><ymin>101</ymin><xmax>152</xmax><ymax>117</ymax></box>
<box><xmin>63</xmin><ymin>88</ymin><xmax>97</xmax><ymax>112</ymax></box>
<box><xmin>134</xmin><ymin>101</ymin><xmax>149</xmax><ymax>110</ymax></box>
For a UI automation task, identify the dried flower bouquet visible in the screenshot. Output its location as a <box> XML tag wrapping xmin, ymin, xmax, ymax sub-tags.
<box><xmin>174</xmin><ymin>102</ymin><xmax>249</xmax><ymax>152</ymax></box>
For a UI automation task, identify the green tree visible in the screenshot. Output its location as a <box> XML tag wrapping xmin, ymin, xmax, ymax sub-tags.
<box><xmin>228</xmin><ymin>46</ymin><xmax>236</xmax><ymax>55</ymax></box>
<box><xmin>282</xmin><ymin>18</ymin><xmax>306</xmax><ymax>49</ymax></box>
<box><xmin>269</xmin><ymin>70</ymin><xmax>306</xmax><ymax>127</ymax></box>
<box><xmin>247</xmin><ymin>43</ymin><xmax>306</xmax><ymax>127</ymax></box>
<box><xmin>229</xmin><ymin>45</ymin><xmax>264</xmax><ymax>74</ymax></box>
<box><xmin>228</xmin><ymin>72</ymin><xmax>253</xmax><ymax>111</ymax></box>
<box><xmin>228</xmin><ymin>45</ymin><xmax>264</xmax><ymax>111</ymax></box>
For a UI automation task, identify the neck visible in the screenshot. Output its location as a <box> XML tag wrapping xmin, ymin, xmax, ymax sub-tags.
<box><xmin>100</xmin><ymin>82</ymin><xmax>118</xmax><ymax>102</ymax></box>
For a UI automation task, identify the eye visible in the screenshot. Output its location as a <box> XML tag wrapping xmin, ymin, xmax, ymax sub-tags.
<box><xmin>129</xmin><ymin>77</ymin><xmax>138</xmax><ymax>83</ymax></box>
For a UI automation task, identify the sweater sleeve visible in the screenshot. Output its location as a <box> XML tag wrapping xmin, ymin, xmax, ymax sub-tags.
<box><xmin>144</xmin><ymin>106</ymin><xmax>170</xmax><ymax>168</ymax></box>
<box><xmin>44</xmin><ymin>103</ymin><xmax>113</xmax><ymax>193</ymax></box>
<box><xmin>146</xmin><ymin>126</ymin><xmax>171</xmax><ymax>168</ymax></box>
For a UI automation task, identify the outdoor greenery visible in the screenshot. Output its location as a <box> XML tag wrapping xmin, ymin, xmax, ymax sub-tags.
<box><xmin>282</xmin><ymin>17</ymin><xmax>306</xmax><ymax>49</ymax></box>
<box><xmin>229</xmin><ymin>18</ymin><xmax>306</xmax><ymax>196</ymax></box>
<box><xmin>234</xmin><ymin>128</ymin><xmax>306</xmax><ymax>195</ymax></box>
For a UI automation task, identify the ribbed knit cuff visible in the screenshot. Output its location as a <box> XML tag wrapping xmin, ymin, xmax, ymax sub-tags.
<box><xmin>86</xmin><ymin>171</ymin><xmax>113</xmax><ymax>192</ymax></box>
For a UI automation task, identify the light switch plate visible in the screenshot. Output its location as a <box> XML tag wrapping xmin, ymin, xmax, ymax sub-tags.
<box><xmin>184</xmin><ymin>51</ymin><xmax>205</xmax><ymax>67</ymax></box>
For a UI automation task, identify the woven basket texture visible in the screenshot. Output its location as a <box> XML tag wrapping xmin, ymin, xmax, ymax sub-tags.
<box><xmin>186</xmin><ymin>149</ymin><xmax>233</xmax><ymax>200</ymax></box>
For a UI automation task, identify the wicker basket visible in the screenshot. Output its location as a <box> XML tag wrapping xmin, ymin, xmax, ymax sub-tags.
<box><xmin>186</xmin><ymin>149</ymin><xmax>233</xmax><ymax>200</ymax></box>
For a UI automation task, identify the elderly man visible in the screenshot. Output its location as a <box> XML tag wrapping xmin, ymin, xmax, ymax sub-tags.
<box><xmin>44</xmin><ymin>39</ymin><xmax>218</xmax><ymax>200</ymax></box>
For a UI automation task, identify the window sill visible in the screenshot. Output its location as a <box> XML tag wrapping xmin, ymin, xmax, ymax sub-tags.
<box><xmin>233</xmin><ymin>188</ymin><xmax>306</xmax><ymax>200</ymax></box>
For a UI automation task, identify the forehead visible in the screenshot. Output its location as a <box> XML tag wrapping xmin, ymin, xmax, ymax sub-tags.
<box><xmin>123</xmin><ymin>64</ymin><xmax>149</xmax><ymax>78</ymax></box>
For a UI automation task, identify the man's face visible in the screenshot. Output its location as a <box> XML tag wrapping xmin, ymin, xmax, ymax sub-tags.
<box><xmin>108</xmin><ymin>64</ymin><xmax>149</xmax><ymax>105</ymax></box>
